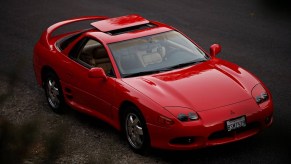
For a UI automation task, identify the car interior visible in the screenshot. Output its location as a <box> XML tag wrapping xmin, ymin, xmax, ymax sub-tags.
<box><xmin>118</xmin><ymin>44</ymin><xmax>166</xmax><ymax>73</ymax></box>
<box><xmin>78</xmin><ymin>39</ymin><xmax>113</xmax><ymax>75</ymax></box>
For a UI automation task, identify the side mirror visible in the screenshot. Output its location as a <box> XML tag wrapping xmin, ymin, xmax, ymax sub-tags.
<box><xmin>88</xmin><ymin>67</ymin><xmax>107</xmax><ymax>80</ymax></box>
<box><xmin>210</xmin><ymin>44</ymin><xmax>221</xmax><ymax>57</ymax></box>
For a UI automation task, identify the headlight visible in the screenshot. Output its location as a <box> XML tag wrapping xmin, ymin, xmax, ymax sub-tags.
<box><xmin>251</xmin><ymin>84</ymin><xmax>269</xmax><ymax>105</ymax></box>
<box><xmin>165</xmin><ymin>107</ymin><xmax>199</xmax><ymax>122</ymax></box>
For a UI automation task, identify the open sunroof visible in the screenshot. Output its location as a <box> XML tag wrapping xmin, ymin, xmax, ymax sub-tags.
<box><xmin>91</xmin><ymin>14</ymin><xmax>149</xmax><ymax>32</ymax></box>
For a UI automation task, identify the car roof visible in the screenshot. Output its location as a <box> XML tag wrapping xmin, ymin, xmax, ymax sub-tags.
<box><xmin>88</xmin><ymin>14</ymin><xmax>174</xmax><ymax>44</ymax></box>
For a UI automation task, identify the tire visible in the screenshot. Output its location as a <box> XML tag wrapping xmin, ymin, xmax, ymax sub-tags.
<box><xmin>123</xmin><ymin>106</ymin><xmax>150</xmax><ymax>154</ymax></box>
<box><xmin>44</xmin><ymin>72</ymin><xmax>66</xmax><ymax>113</ymax></box>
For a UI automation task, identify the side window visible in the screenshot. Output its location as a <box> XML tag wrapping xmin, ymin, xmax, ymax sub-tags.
<box><xmin>75</xmin><ymin>39</ymin><xmax>115</xmax><ymax>77</ymax></box>
<box><xmin>57</xmin><ymin>32</ymin><xmax>83</xmax><ymax>51</ymax></box>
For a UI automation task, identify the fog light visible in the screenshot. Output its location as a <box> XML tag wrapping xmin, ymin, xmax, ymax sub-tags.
<box><xmin>170</xmin><ymin>137</ymin><xmax>195</xmax><ymax>145</ymax></box>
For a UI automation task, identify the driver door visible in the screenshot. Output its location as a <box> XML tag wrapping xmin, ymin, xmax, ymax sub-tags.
<box><xmin>64</xmin><ymin>37</ymin><xmax>116</xmax><ymax>118</ymax></box>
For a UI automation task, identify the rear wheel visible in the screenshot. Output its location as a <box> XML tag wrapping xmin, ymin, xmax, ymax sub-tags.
<box><xmin>44</xmin><ymin>72</ymin><xmax>65</xmax><ymax>113</ymax></box>
<box><xmin>123</xmin><ymin>106</ymin><xmax>150</xmax><ymax>154</ymax></box>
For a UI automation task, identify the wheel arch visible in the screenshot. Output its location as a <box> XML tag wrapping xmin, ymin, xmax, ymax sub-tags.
<box><xmin>41</xmin><ymin>66</ymin><xmax>59</xmax><ymax>88</ymax></box>
<box><xmin>118</xmin><ymin>100</ymin><xmax>151</xmax><ymax>152</ymax></box>
<box><xmin>119</xmin><ymin>100</ymin><xmax>139</xmax><ymax>127</ymax></box>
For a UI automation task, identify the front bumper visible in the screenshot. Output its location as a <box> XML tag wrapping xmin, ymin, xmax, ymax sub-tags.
<box><xmin>147</xmin><ymin>99</ymin><xmax>273</xmax><ymax>150</ymax></box>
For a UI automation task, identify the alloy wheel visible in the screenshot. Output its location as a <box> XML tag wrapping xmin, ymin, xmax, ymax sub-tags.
<box><xmin>46</xmin><ymin>78</ymin><xmax>60</xmax><ymax>109</ymax></box>
<box><xmin>125</xmin><ymin>113</ymin><xmax>144</xmax><ymax>149</ymax></box>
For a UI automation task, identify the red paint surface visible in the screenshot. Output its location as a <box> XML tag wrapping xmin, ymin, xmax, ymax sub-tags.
<box><xmin>91</xmin><ymin>14</ymin><xmax>149</xmax><ymax>32</ymax></box>
<box><xmin>34</xmin><ymin>15</ymin><xmax>273</xmax><ymax>150</ymax></box>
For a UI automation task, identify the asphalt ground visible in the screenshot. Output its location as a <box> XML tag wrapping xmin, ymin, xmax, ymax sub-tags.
<box><xmin>0</xmin><ymin>0</ymin><xmax>291</xmax><ymax>163</ymax></box>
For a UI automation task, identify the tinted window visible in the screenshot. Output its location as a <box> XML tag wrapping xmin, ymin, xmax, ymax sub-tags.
<box><xmin>108</xmin><ymin>31</ymin><xmax>207</xmax><ymax>77</ymax></box>
<box><xmin>56</xmin><ymin>32</ymin><xmax>83</xmax><ymax>51</ymax></box>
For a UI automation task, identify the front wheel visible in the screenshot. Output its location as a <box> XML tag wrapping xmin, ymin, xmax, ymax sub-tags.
<box><xmin>123</xmin><ymin>106</ymin><xmax>150</xmax><ymax>154</ymax></box>
<box><xmin>44</xmin><ymin>72</ymin><xmax>65</xmax><ymax>113</ymax></box>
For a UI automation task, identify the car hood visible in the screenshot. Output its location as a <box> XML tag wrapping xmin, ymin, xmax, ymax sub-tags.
<box><xmin>122</xmin><ymin>59</ymin><xmax>258</xmax><ymax>112</ymax></box>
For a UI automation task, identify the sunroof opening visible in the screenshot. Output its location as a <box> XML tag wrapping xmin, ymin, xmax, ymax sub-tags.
<box><xmin>106</xmin><ymin>23</ymin><xmax>156</xmax><ymax>35</ymax></box>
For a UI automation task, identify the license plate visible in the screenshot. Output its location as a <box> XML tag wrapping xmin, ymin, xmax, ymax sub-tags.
<box><xmin>226</xmin><ymin>116</ymin><xmax>246</xmax><ymax>132</ymax></box>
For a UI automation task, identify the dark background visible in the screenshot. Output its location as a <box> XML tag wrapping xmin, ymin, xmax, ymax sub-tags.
<box><xmin>0</xmin><ymin>0</ymin><xmax>290</xmax><ymax>163</ymax></box>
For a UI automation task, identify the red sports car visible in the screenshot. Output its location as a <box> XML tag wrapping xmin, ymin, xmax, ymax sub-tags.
<box><xmin>33</xmin><ymin>14</ymin><xmax>273</xmax><ymax>153</ymax></box>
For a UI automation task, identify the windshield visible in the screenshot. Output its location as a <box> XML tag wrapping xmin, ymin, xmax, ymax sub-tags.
<box><xmin>108</xmin><ymin>31</ymin><xmax>208</xmax><ymax>77</ymax></box>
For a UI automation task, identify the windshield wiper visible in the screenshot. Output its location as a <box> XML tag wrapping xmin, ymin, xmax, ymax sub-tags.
<box><xmin>123</xmin><ymin>59</ymin><xmax>206</xmax><ymax>78</ymax></box>
<box><xmin>167</xmin><ymin>59</ymin><xmax>206</xmax><ymax>70</ymax></box>
<box><xmin>123</xmin><ymin>69</ymin><xmax>164</xmax><ymax>78</ymax></box>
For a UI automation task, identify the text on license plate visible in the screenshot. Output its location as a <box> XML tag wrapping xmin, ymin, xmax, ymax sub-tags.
<box><xmin>226</xmin><ymin>116</ymin><xmax>246</xmax><ymax>132</ymax></box>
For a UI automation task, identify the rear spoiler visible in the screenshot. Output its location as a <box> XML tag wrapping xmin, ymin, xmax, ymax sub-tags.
<box><xmin>39</xmin><ymin>16</ymin><xmax>108</xmax><ymax>49</ymax></box>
